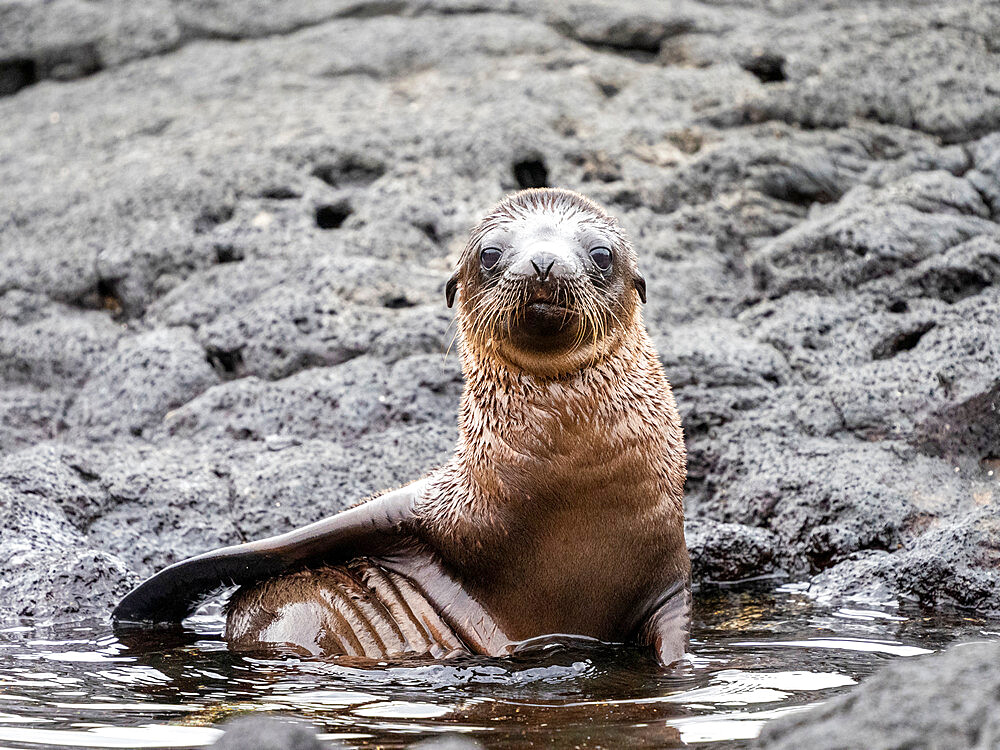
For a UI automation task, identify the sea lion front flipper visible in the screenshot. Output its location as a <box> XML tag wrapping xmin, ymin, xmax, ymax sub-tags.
<box><xmin>111</xmin><ymin>479</ymin><xmax>427</xmax><ymax>625</ymax></box>
<box><xmin>640</xmin><ymin>581</ymin><xmax>692</xmax><ymax>668</ymax></box>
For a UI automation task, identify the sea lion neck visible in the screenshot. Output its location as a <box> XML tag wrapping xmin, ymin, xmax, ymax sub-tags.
<box><xmin>461</xmin><ymin>320</ymin><xmax>634</xmax><ymax>435</ymax></box>
<box><xmin>424</xmin><ymin>320</ymin><xmax>684</xmax><ymax>533</ymax></box>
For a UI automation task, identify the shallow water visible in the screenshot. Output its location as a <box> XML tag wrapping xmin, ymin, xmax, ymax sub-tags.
<box><xmin>0</xmin><ymin>583</ymin><xmax>996</xmax><ymax>749</ymax></box>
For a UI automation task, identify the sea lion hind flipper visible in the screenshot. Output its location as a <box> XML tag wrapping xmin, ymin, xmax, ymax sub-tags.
<box><xmin>111</xmin><ymin>480</ymin><xmax>425</xmax><ymax>625</ymax></box>
<box><xmin>639</xmin><ymin>581</ymin><xmax>692</xmax><ymax>668</ymax></box>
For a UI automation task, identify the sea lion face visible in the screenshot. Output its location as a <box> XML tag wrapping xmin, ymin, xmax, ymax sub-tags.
<box><xmin>448</xmin><ymin>189</ymin><xmax>646</xmax><ymax>377</ymax></box>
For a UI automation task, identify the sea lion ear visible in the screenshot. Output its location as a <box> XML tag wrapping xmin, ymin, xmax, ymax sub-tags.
<box><xmin>445</xmin><ymin>272</ymin><xmax>459</xmax><ymax>308</ymax></box>
<box><xmin>633</xmin><ymin>272</ymin><xmax>647</xmax><ymax>304</ymax></box>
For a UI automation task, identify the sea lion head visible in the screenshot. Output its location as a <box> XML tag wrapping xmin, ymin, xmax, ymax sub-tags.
<box><xmin>447</xmin><ymin>188</ymin><xmax>647</xmax><ymax>377</ymax></box>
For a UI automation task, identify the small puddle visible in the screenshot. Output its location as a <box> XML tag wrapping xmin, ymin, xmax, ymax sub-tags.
<box><xmin>0</xmin><ymin>584</ymin><xmax>994</xmax><ymax>749</ymax></box>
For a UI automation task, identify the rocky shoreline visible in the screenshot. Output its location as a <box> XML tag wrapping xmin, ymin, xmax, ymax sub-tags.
<box><xmin>2</xmin><ymin>0</ymin><xmax>998</xmax><ymax>745</ymax></box>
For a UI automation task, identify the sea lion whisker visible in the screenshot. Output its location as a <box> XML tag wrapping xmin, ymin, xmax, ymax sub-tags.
<box><xmin>443</xmin><ymin>323</ymin><xmax>461</xmax><ymax>363</ymax></box>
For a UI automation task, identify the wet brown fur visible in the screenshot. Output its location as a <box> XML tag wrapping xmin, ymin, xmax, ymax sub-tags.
<box><xmin>419</xmin><ymin>188</ymin><xmax>687</xmax><ymax>641</ymax></box>
<box><xmin>225</xmin><ymin>188</ymin><xmax>688</xmax><ymax>659</ymax></box>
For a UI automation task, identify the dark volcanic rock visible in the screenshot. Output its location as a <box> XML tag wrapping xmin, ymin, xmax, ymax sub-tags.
<box><xmin>0</xmin><ymin>385</ymin><xmax>65</xmax><ymax>455</ymax></box>
<box><xmin>807</xmin><ymin>509</ymin><xmax>1000</xmax><ymax>612</ymax></box>
<box><xmin>758</xmin><ymin>641</ymin><xmax>1000</xmax><ymax>750</ymax></box>
<box><xmin>685</xmin><ymin>518</ymin><xmax>781</xmax><ymax>583</ymax></box>
<box><xmin>0</xmin><ymin>443</ymin><xmax>112</xmax><ymax>529</ymax></box>
<box><xmin>228</xmin><ymin>424</ymin><xmax>455</xmax><ymax>539</ymax></box>
<box><xmin>64</xmin><ymin>327</ymin><xmax>219</xmax><ymax>441</ymax></box>
<box><xmin>0</xmin><ymin>441</ymin><xmax>248</xmax><ymax>578</ymax></box>
<box><xmin>158</xmin><ymin>353</ymin><xmax>461</xmax><ymax>444</ymax></box>
<box><xmin>0</xmin><ymin>0</ymin><xmax>997</xmax><ymax>633</ymax></box>
<box><xmin>685</xmin><ymin>3</ymin><xmax>1000</xmax><ymax>143</ymax></box>
<box><xmin>0</xmin><ymin>290</ymin><xmax>123</xmax><ymax>389</ymax></box>
<box><xmin>0</xmin><ymin>546</ymin><xmax>136</xmax><ymax>622</ymax></box>
<box><xmin>0</xmin><ymin>484</ymin><xmax>136</xmax><ymax>621</ymax></box>
<box><xmin>751</xmin><ymin>177</ymin><xmax>999</xmax><ymax>298</ymax></box>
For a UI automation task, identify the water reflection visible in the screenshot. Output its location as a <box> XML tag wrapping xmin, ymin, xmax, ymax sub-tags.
<box><xmin>0</xmin><ymin>585</ymin><xmax>995</xmax><ymax>749</ymax></box>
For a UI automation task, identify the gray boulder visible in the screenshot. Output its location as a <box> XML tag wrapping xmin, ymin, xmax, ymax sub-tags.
<box><xmin>0</xmin><ymin>484</ymin><xmax>136</xmax><ymax>621</ymax></box>
<box><xmin>758</xmin><ymin>641</ymin><xmax>1000</xmax><ymax>750</ymax></box>
<box><xmin>63</xmin><ymin>327</ymin><xmax>219</xmax><ymax>441</ymax></box>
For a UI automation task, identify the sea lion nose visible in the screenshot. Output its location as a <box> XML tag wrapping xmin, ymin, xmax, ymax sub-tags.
<box><xmin>530</xmin><ymin>257</ymin><xmax>556</xmax><ymax>283</ymax></box>
<box><xmin>510</xmin><ymin>241</ymin><xmax>575</xmax><ymax>284</ymax></box>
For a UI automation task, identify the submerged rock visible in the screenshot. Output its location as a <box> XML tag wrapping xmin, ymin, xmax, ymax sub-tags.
<box><xmin>408</xmin><ymin>735</ymin><xmax>485</xmax><ymax>749</ymax></box>
<box><xmin>212</xmin><ymin>715</ymin><xmax>332</xmax><ymax>750</ymax></box>
<box><xmin>209</xmin><ymin>716</ymin><xmax>482</xmax><ymax>749</ymax></box>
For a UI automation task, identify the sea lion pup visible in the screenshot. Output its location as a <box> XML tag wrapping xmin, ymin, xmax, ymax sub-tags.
<box><xmin>113</xmin><ymin>188</ymin><xmax>690</xmax><ymax>665</ymax></box>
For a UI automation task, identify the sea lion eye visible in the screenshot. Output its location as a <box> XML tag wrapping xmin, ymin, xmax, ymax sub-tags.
<box><xmin>480</xmin><ymin>246</ymin><xmax>502</xmax><ymax>270</ymax></box>
<box><xmin>590</xmin><ymin>246</ymin><xmax>613</xmax><ymax>271</ymax></box>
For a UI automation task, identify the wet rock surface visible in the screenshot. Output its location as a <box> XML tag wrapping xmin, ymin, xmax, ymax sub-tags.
<box><xmin>758</xmin><ymin>641</ymin><xmax>1000</xmax><ymax>750</ymax></box>
<box><xmin>211</xmin><ymin>714</ymin><xmax>333</xmax><ymax>750</ymax></box>
<box><xmin>0</xmin><ymin>0</ymin><xmax>997</xmax><ymax>724</ymax></box>
<box><xmin>209</xmin><ymin>715</ymin><xmax>484</xmax><ymax>749</ymax></box>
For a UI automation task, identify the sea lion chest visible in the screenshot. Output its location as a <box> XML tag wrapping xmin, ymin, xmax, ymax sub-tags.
<box><xmin>423</xmin><ymin>421</ymin><xmax>684</xmax><ymax>645</ymax></box>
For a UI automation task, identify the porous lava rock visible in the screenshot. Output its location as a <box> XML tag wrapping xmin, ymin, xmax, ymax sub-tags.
<box><xmin>0</xmin><ymin>0</ymin><xmax>997</xmax><ymax>638</ymax></box>
<box><xmin>758</xmin><ymin>641</ymin><xmax>1000</xmax><ymax>750</ymax></box>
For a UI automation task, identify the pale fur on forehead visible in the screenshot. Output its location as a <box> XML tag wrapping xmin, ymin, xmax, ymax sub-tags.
<box><xmin>465</xmin><ymin>188</ymin><xmax>631</xmax><ymax>260</ymax></box>
<box><xmin>490</xmin><ymin>188</ymin><xmax>616</xmax><ymax>224</ymax></box>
